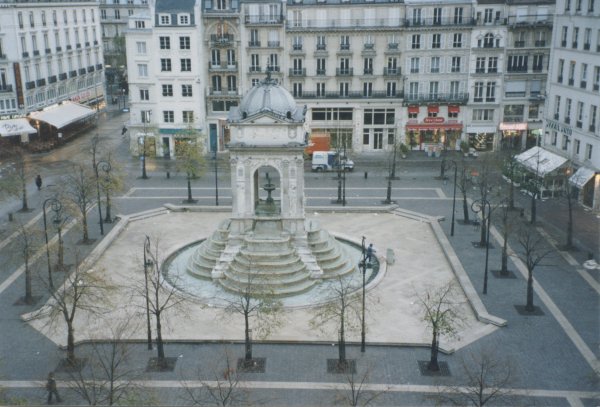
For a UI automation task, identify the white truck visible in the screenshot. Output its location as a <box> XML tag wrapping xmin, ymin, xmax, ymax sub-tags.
<box><xmin>311</xmin><ymin>151</ymin><xmax>355</xmax><ymax>172</ymax></box>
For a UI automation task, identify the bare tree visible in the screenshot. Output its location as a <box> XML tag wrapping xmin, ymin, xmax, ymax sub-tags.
<box><xmin>175</xmin><ymin>128</ymin><xmax>205</xmax><ymax>204</ymax></box>
<box><xmin>500</xmin><ymin>148</ymin><xmax>521</xmax><ymax>211</ymax></box>
<box><xmin>561</xmin><ymin>163</ymin><xmax>576</xmax><ymax>250</ymax></box>
<box><xmin>417</xmin><ymin>281</ymin><xmax>462</xmax><ymax>372</ymax></box>
<box><xmin>335</xmin><ymin>365</ymin><xmax>387</xmax><ymax>406</ymax></box>
<box><xmin>98</xmin><ymin>151</ymin><xmax>125</xmax><ymax>224</ymax></box>
<box><xmin>142</xmin><ymin>238</ymin><xmax>187</xmax><ymax>369</ymax></box>
<box><xmin>310</xmin><ymin>277</ymin><xmax>362</xmax><ymax>369</ymax></box>
<box><xmin>13</xmin><ymin>221</ymin><xmax>40</xmax><ymax>304</ymax></box>
<box><xmin>456</xmin><ymin>157</ymin><xmax>473</xmax><ymax>224</ymax></box>
<box><xmin>0</xmin><ymin>146</ymin><xmax>32</xmax><ymax>211</ymax></box>
<box><xmin>472</xmin><ymin>154</ymin><xmax>499</xmax><ymax>247</ymax></box>
<box><xmin>36</xmin><ymin>257</ymin><xmax>110</xmax><ymax>366</ymax></box>
<box><xmin>223</xmin><ymin>271</ymin><xmax>283</xmax><ymax>364</ymax></box>
<box><xmin>514</xmin><ymin>225</ymin><xmax>552</xmax><ymax>312</ymax></box>
<box><xmin>64</xmin><ymin>164</ymin><xmax>97</xmax><ymax>244</ymax></box>
<box><xmin>436</xmin><ymin>349</ymin><xmax>514</xmax><ymax>406</ymax></box>
<box><xmin>68</xmin><ymin>321</ymin><xmax>145</xmax><ymax>405</ymax></box>
<box><xmin>183</xmin><ymin>349</ymin><xmax>250</xmax><ymax>406</ymax></box>
<box><xmin>497</xmin><ymin>202</ymin><xmax>515</xmax><ymax>277</ymax></box>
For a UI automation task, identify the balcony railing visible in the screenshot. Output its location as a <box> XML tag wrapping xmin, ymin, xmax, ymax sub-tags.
<box><xmin>286</xmin><ymin>17</ymin><xmax>405</xmax><ymax>30</ymax></box>
<box><xmin>554</xmin><ymin>113</ymin><xmax>559</xmax><ymax>120</ymax></box>
<box><xmin>249</xmin><ymin>66</ymin><xmax>261</xmax><ymax>72</ymax></box>
<box><xmin>76</xmin><ymin>43</ymin><xmax>81</xmax><ymax>49</ymax></box>
<box><xmin>208</xmin><ymin>62</ymin><xmax>238</xmax><ymax>71</ymax></box>
<box><xmin>48</xmin><ymin>75</ymin><xmax>57</xmax><ymax>84</ymax></box>
<box><xmin>266</xmin><ymin>65</ymin><xmax>280</xmax><ymax>72</ymax></box>
<box><xmin>572</xmin><ymin>42</ymin><xmax>578</xmax><ymax>49</ymax></box>
<box><xmin>336</xmin><ymin>68</ymin><xmax>353</xmax><ymax>76</ymax></box>
<box><xmin>507</xmin><ymin>67</ymin><xmax>528</xmax><ymax>73</ymax></box>
<box><xmin>316</xmin><ymin>44</ymin><xmax>326</xmax><ymax>51</ymax></box>
<box><xmin>558</xmin><ymin>75</ymin><xmax>563</xmax><ymax>83</ymax></box>
<box><xmin>580</xmin><ymin>81</ymin><xmax>587</xmax><ymax>89</ymax></box>
<box><xmin>514</xmin><ymin>41</ymin><xmax>525</xmax><ymax>47</ymax></box>
<box><xmin>244</xmin><ymin>14</ymin><xmax>283</xmax><ymax>24</ymax></box>
<box><xmin>56</xmin><ymin>46</ymin><xmax>62</xmax><ymax>52</ymax></box>
<box><xmin>87</xmin><ymin>66</ymin><xmax>95</xmax><ymax>73</ymax></box>
<box><xmin>0</xmin><ymin>85</ymin><xmax>14</xmax><ymax>93</ymax></box>
<box><xmin>568</xmin><ymin>79</ymin><xmax>574</xmax><ymax>86</ymax></box>
<box><xmin>297</xmin><ymin>90</ymin><xmax>404</xmax><ymax>99</ymax></box>
<box><xmin>25</xmin><ymin>81</ymin><xmax>35</xmax><ymax>90</ymax></box>
<box><xmin>583</xmin><ymin>43</ymin><xmax>590</xmax><ymax>50</ymax></box>
<box><xmin>384</xmin><ymin>67</ymin><xmax>401</xmax><ymax>76</ymax></box>
<box><xmin>590</xmin><ymin>125</ymin><xmax>596</xmax><ymax>132</ymax></box>
<box><xmin>340</xmin><ymin>44</ymin><xmax>350</xmax><ymax>51</ymax></box>
<box><xmin>316</xmin><ymin>69</ymin><xmax>326</xmax><ymax>75</ymax></box>
<box><xmin>45</xmin><ymin>48</ymin><xmax>51</xmax><ymax>54</ymax></box>
<box><xmin>79</xmin><ymin>68</ymin><xmax>86</xmax><ymax>75</ymax></box>
<box><xmin>292</xmin><ymin>44</ymin><xmax>302</xmax><ymax>51</ymax></box>
<box><xmin>405</xmin><ymin>92</ymin><xmax>469</xmax><ymax>104</ymax></box>
<box><xmin>267</xmin><ymin>41</ymin><xmax>280</xmax><ymax>47</ymax></box>
<box><xmin>69</xmin><ymin>70</ymin><xmax>77</xmax><ymax>78</ymax></box>
<box><xmin>363</xmin><ymin>68</ymin><xmax>373</xmax><ymax>75</ymax></box>
<box><xmin>33</xmin><ymin>50</ymin><xmax>40</xmax><ymax>56</ymax></box>
<box><xmin>404</xmin><ymin>17</ymin><xmax>475</xmax><ymax>27</ymax></box>
<box><xmin>289</xmin><ymin>68</ymin><xmax>306</xmax><ymax>76</ymax></box>
<box><xmin>36</xmin><ymin>78</ymin><xmax>46</xmax><ymax>87</ymax></box>
<box><xmin>506</xmin><ymin>14</ymin><xmax>552</xmax><ymax>26</ymax></box>
<box><xmin>388</xmin><ymin>43</ymin><xmax>399</xmax><ymax>50</ymax></box>
<box><xmin>22</xmin><ymin>52</ymin><xmax>29</xmax><ymax>58</ymax></box>
<box><xmin>96</xmin><ymin>63</ymin><xmax>103</xmax><ymax>70</ymax></box>
<box><xmin>210</xmin><ymin>34</ymin><xmax>234</xmax><ymax>46</ymax></box>
<box><xmin>66</xmin><ymin>45</ymin><xmax>72</xmax><ymax>50</ymax></box>
<box><xmin>561</xmin><ymin>40</ymin><xmax>567</xmax><ymax>47</ymax></box>
<box><xmin>59</xmin><ymin>73</ymin><xmax>68</xmax><ymax>81</ymax></box>
<box><xmin>594</xmin><ymin>84</ymin><xmax>599</xmax><ymax>91</ymax></box>
<box><xmin>564</xmin><ymin>117</ymin><xmax>571</xmax><ymax>124</ymax></box>
<box><xmin>248</xmin><ymin>41</ymin><xmax>260</xmax><ymax>47</ymax></box>
<box><xmin>535</xmin><ymin>40</ymin><xmax>546</xmax><ymax>47</ymax></box>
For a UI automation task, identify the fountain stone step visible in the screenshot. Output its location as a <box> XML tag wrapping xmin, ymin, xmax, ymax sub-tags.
<box><xmin>218</xmin><ymin>275</ymin><xmax>317</xmax><ymax>298</ymax></box>
<box><xmin>226</xmin><ymin>262</ymin><xmax>308</xmax><ymax>279</ymax></box>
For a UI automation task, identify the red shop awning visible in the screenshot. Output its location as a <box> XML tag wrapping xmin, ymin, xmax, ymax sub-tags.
<box><xmin>408</xmin><ymin>105</ymin><xmax>419</xmax><ymax>114</ymax></box>
<box><xmin>448</xmin><ymin>105</ymin><xmax>460</xmax><ymax>113</ymax></box>
<box><xmin>406</xmin><ymin>123</ymin><xmax>463</xmax><ymax>131</ymax></box>
<box><xmin>428</xmin><ymin>105</ymin><xmax>440</xmax><ymax>113</ymax></box>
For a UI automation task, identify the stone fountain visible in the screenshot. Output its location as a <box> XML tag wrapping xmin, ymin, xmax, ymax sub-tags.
<box><xmin>186</xmin><ymin>77</ymin><xmax>355</xmax><ymax>297</ymax></box>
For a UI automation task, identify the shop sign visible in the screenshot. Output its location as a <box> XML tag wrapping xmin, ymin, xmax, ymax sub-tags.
<box><xmin>545</xmin><ymin>119</ymin><xmax>572</xmax><ymax>136</ymax></box>
<box><xmin>423</xmin><ymin>117</ymin><xmax>445</xmax><ymax>124</ymax></box>
<box><xmin>0</xmin><ymin>114</ymin><xmax>27</xmax><ymax>120</ymax></box>
<box><xmin>70</xmin><ymin>91</ymin><xmax>91</xmax><ymax>103</ymax></box>
<box><xmin>499</xmin><ymin>122</ymin><xmax>528</xmax><ymax>131</ymax></box>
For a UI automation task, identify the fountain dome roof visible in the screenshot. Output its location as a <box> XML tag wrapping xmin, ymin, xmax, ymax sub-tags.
<box><xmin>229</xmin><ymin>74</ymin><xmax>305</xmax><ymax>123</ymax></box>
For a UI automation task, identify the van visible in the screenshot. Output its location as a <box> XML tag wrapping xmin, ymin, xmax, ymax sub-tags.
<box><xmin>311</xmin><ymin>151</ymin><xmax>354</xmax><ymax>172</ymax></box>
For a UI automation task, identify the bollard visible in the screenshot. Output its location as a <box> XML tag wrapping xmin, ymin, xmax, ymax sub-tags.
<box><xmin>166</xmin><ymin>171</ymin><xmax>170</xmax><ymax>179</ymax></box>
<box><xmin>364</xmin><ymin>171</ymin><xmax>368</xmax><ymax>179</ymax></box>
<box><xmin>8</xmin><ymin>213</ymin><xmax>13</xmax><ymax>222</ymax></box>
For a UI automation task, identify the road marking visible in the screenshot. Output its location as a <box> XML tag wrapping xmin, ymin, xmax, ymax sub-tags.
<box><xmin>115</xmin><ymin>196</ymin><xmax>455</xmax><ymax>201</ymax></box>
<box><xmin>0</xmin><ymin>379</ymin><xmax>595</xmax><ymax>402</ymax></box>
<box><xmin>566</xmin><ymin>395</ymin><xmax>585</xmax><ymax>407</ymax></box>
<box><xmin>489</xmin><ymin>224</ymin><xmax>600</xmax><ymax>375</ymax></box>
<box><xmin>536</xmin><ymin>228</ymin><xmax>600</xmax><ymax>295</ymax></box>
<box><xmin>0</xmin><ymin>211</ymin><xmax>43</xmax><ymax>251</ymax></box>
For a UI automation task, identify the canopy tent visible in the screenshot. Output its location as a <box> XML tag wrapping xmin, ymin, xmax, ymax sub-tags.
<box><xmin>0</xmin><ymin>119</ymin><xmax>37</xmax><ymax>137</ymax></box>
<box><xmin>515</xmin><ymin>146</ymin><xmax>568</xmax><ymax>176</ymax></box>
<box><xmin>28</xmin><ymin>102</ymin><xmax>95</xmax><ymax>129</ymax></box>
<box><xmin>569</xmin><ymin>166</ymin><xmax>596</xmax><ymax>189</ymax></box>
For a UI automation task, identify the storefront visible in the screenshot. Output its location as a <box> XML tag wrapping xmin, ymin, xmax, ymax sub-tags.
<box><xmin>466</xmin><ymin>125</ymin><xmax>496</xmax><ymax>151</ymax></box>
<box><xmin>405</xmin><ymin>121</ymin><xmax>463</xmax><ymax>153</ymax></box>
<box><xmin>499</xmin><ymin>122</ymin><xmax>528</xmax><ymax>150</ymax></box>
<box><xmin>515</xmin><ymin>146</ymin><xmax>568</xmax><ymax>198</ymax></box>
<box><xmin>0</xmin><ymin>118</ymin><xmax>37</xmax><ymax>143</ymax></box>
<box><xmin>569</xmin><ymin>166</ymin><xmax>599</xmax><ymax>209</ymax></box>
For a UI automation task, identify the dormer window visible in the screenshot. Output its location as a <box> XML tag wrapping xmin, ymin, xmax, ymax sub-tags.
<box><xmin>159</xmin><ymin>14</ymin><xmax>171</xmax><ymax>25</ymax></box>
<box><xmin>178</xmin><ymin>13</ymin><xmax>190</xmax><ymax>25</ymax></box>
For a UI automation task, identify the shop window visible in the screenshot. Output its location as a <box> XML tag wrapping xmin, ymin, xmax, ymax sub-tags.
<box><xmin>408</xmin><ymin>111</ymin><xmax>418</xmax><ymax>119</ymax></box>
<box><xmin>363</xmin><ymin>129</ymin><xmax>369</xmax><ymax>145</ymax></box>
<box><xmin>448</xmin><ymin>111</ymin><xmax>458</xmax><ymax>119</ymax></box>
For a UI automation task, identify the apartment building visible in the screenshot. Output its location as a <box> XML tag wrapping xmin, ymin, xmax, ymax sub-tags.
<box><xmin>125</xmin><ymin>0</ymin><xmax>555</xmax><ymax>159</ymax></box>
<box><xmin>543</xmin><ymin>0</ymin><xmax>600</xmax><ymax>209</ymax></box>
<box><xmin>0</xmin><ymin>0</ymin><xmax>104</xmax><ymax>146</ymax></box>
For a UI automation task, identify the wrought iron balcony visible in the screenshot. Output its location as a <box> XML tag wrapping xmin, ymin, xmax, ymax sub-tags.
<box><xmin>210</xmin><ymin>34</ymin><xmax>234</xmax><ymax>47</ymax></box>
<box><xmin>405</xmin><ymin>92</ymin><xmax>469</xmax><ymax>104</ymax></box>
<box><xmin>0</xmin><ymin>85</ymin><xmax>14</xmax><ymax>93</ymax></box>
<box><xmin>383</xmin><ymin>67</ymin><xmax>402</xmax><ymax>76</ymax></box>
<box><xmin>336</xmin><ymin>68</ymin><xmax>353</xmax><ymax>76</ymax></box>
<box><xmin>248</xmin><ymin>41</ymin><xmax>261</xmax><ymax>47</ymax></box>
<box><xmin>244</xmin><ymin>14</ymin><xmax>283</xmax><ymax>25</ymax></box>
<box><xmin>289</xmin><ymin>68</ymin><xmax>306</xmax><ymax>77</ymax></box>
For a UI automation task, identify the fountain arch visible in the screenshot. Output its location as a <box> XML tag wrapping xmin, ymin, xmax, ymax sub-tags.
<box><xmin>253</xmin><ymin>166</ymin><xmax>281</xmax><ymax>216</ymax></box>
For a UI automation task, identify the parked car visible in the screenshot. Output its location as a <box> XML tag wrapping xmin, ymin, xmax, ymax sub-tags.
<box><xmin>311</xmin><ymin>151</ymin><xmax>355</xmax><ymax>172</ymax></box>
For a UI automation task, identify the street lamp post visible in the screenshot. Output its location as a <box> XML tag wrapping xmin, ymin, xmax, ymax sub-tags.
<box><xmin>143</xmin><ymin>236</ymin><xmax>153</xmax><ymax>350</ymax></box>
<box><xmin>360</xmin><ymin>236</ymin><xmax>367</xmax><ymax>353</ymax></box>
<box><xmin>42</xmin><ymin>197</ymin><xmax>62</xmax><ymax>289</ymax></box>
<box><xmin>471</xmin><ymin>199</ymin><xmax>491</xmax><ymax>294</ymax></box>
<box><xmin>447</xmin><ymin>160</ymin><xmax>458</xmax><ymax>236</ymax></box>
<box><xmin>94</xmin><ymin>160</ymin><xmax>111</xmax><ymax>235</ymax></box>
<box><xmin>213</xmin><ymin>150</ymin><xmax>219</xmax><ymax>206</ymax></box>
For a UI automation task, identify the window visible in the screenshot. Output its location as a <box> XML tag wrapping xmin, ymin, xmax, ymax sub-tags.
<box><xmin>180</xmin><ymin>36</ymin><xmax>191</xmax><ymax>50</ymax></box>
<box><xmin>533</xmin><ymin>55</ymin><xmax>544</xmax><ymax>72</ymax></box>
<box><xmin>454</xmin><ymin>7</ymin><xmax>463</xmax><ymax>24</ymax></box>
<box><xmin>453</xmin><ymin>33</ymin><xmax>462</xmax><ymax>48</ymax></box>
<box><xmin>412</xmin><ymin>8</ymin><xmax>422</xmax><ymax>24</ymax></box>
<box><xmin>139</xmin><ymin>89</ymin><xmax>149</xmax><ymax>100</ymax></box>
<box><xmin>488</xmin><ymin>57</ymin><xmax>498</xmax><ymax>73</ymax></box>
<box><xmin>183</xmin><ymin>111</ymin><xmax>194</xmax><ymax>123</ymax></box>
<box><xmin>562</xmin><ymin>134</ymin><xmax>571</xmax><ymax>150</ymax></box>
<box><xmin>476</xmin><ymin>57</ymin><xmax>485</xmax><ymax>73</ymax></box>
<box><xmin>212</xmin><ymin>76</ymin><xmax>222</xmax><ymax>91</ymax></box>
<box><xmin>554</xmin><ymin>96</ymin><xmax>561</xmax><ymax>119</ymax></box>
<box><xmin>339</xmin><ymin>82</ymin><xmax>349</xmax><ymax>97</ymax></box>
<box><xmin>163</xmin><ymin>111</ymin><xmax>174</xmax><ymax>123</ymax></box>
<box><xmin>565</xmin><ymin>0</ymin><xmax>571</xmax><ymax>10</ymax></box>
<box><xmin>528</xmin><ymin>104</ymin><xmax>539</xmax><ymax>120</ymax></box>
<box><xmin>472</xmin><ymin>109</ymin><xmax>494</xmax><ymax>121</ymax></box>
<box><xmin>576</xmin><ymin>0</ymin><xmax>582</xmax><ymax>11</ymax></box>
<box><xmin>252</xmin><ymin>79</ymin><xmax>260</xmax><ymax>87</ymax></box>
<box><xmin>589</xmin><ymin>0</ymin><xmax>595</xmax><ymax>11</ymax></box>
<box><xmin>551</xmin><ymin>131</ymin><xmax>558</xmax><ymax>146</ymax></box>
<box><xmin>316</xmin><ymin>82</ymin><xmax>325</xmax><ymax>97</ymax></box>
<box><xmin>409</xmin><ymin>82</ymin><xmax>419</xmax><ymax>98</ymax></box>
<box><xmin>590</xmin><ymin>105</ymin><xmax>597</xmax><ymax>131</ymax></box>
<box><xmin>410</xmin><ymin>57</ymin><xmax>420</xmax><ymax>73</ymax></box>
<box><xmin>585</xmin><ymin>143</ymin><xmax>593</xmax><ymax>160</ymax></box>
<box><xmin>433</xmin><ymin>7</ymin><xmax>442</xmax><ymax>25</ymax></box>
<box><xmin>317</xmin><ymin>35</ymin><xmax>326</xmax><ymax>50</ymax></box>
<box><xmin>340</xmin><ymin>35</ymin><xmax>350</xmax><ymax>50</ymax></box>
<box><xmin>574</xmin><ymin>139</ymin><xmax>581</xmax><ymax>155</ymax></box>
<box><xmin>386</xmin><ymin>82</ymin><xmax>396</xmax><ymax>97</ymax></box>
<box><xmin>138</xmin><ymin>64</ymin><xmax>148</xmax><ymax>77</ymax></box>
<box><xmin>292</xmin><ymin>83</ymin><xmax>302</xmax><ymax>97</ymax></box>
<box><xmin>268</xmin><ymin>54</ymin><xmax>278</xmax><ymax>70</ymax></box>
<box><xmin>451</xmin><ymin>56</ymin><xmax>461</xmax><ymax>73</ymax></box>
<box><xmin>504</xmin><ymin>105</ymin><xmax>524</xmax><ymax>121</ymax></box>
<box><xmin>182</xmin><ymin>84</ymin><xmax>193</xmax><ymax>97</ymax></box>
<box><xmin>227</xmin><ymin>75</ymin><xmax>236</xmax><ymax>91</ymax></box>
<box><xmin>317</xmin><ymin>58</ymin><xmax>326</xmax><ymax>75</ymax></box>
<box><xmin>450</xmin><ymin>81</ymin><xmax>460</xmax><ymax>98</ymax></box>
<box><xmin>431</xmin><ymin>34</ymin><xmax>441</xmax><ymax>49</ymax></box>
<box><xmin>216</xmin><ymin>0</ymin><xmax>227</xmax><ymax>10</ymax></box>
<box><xmin>179</xmin><ymin>14</ymin><xmax>190</xmax><ymax>25</ymax></box>
<box><xmin>576</xmin><ymin>101</ymin><xmax>584</xmax><ymax>127</ymax></box>
<box><xmin>52</xmin><ymin>11</ymin><xmax>57</xmax><ymax>26</ymax></box>
<box><xmin>573</xmin><ymin>27</ymin><xmax>579</xmax><ymax>48</ymax></box>
<box><xmin>508</xmin><ymin>55</ymin><xmax>528</xmax><ymax>72</ymax></box>
<box><xmin>431</xmin><ymin>57</ymin><xmax>440</xmax><ymax>73</ymax></box>
<box><xmin>135</xmin><ymin>20</ymin><xmax>145</xmax><ymax>29</ymax></box>
<box><xmin>482</xmin><ymin>33</ymin><xmax>494</xmax><ymax>48</ymax></box>
<box><xmin>160</xmin><ymin>59</ymin><xmax>172</xmax><ymax>71</ymax></box>
<box><xmin>114</xmin><ymin>9</ymin><xmax>120</xmax><ymax>19</ymax></box>
<box><xmin>484</xmin><ymin>8</ymin><xmax>493</xmax><ymax>23</ymax></box>
<box><xmin>558</xmin><ymin>59</ymin><xmax>565</xmax><ymax>82</ymax></box>
<box><xmin>181</xmin><ymin>58</ymin><xmax>191</xmax><ymax>71</ymax></box>
<box><xmin>293</xmin><ymin>36</ymin><xmax>303</xmax><ymax>50</ymax></box>
<box><xmin>412</xmin><ymin>34</ymin><xmax>421</xmax><ymax>49</ymax></box>
<box><xmin>141</xmin><ymin>110</ymin><xmax>152</xmax><ymax>123</ymax></box>
<box><xmin>581</xmin><ymin>64</ymin><xmax>588</xmax><ymax>88</ymax></box>
<box><xmin>429</xmin><ymin>82</ymin><xmax>439</xmax><ymax>99</ymax></box>
<box><xmin>584</xmin><ymin>28</ymin><xmax>591</xmax><ymax>49</ymax></box>
<box><xmin>162</xmin><ymin>84</ymin><xmax>173</xmax><ymax>97</ymax></box>
<box><xmin>561</xmin><ymin>26</ymin><xmax>568</xmax><ymax>46</ymax></box>
<box><xmin>42</xmin><ymin>11</ymin><xmax>46</xmax><ymax>26</ymax></box>
<box><xmin>29</xmin><ymin>11</ymin><xmax>35</xmax><ymax>27</ymax></box>
<box><xmin>594</xmin><ymin>66</ymin><xmax>600</xmax><ymax>90</ymax></box>
<box><xmin>227</xmin><ymin>49</ymin><xmax>236</xmax><ymax>66</ymax></box>
<box><xmin>160</xmin><ymin>37</ymin><xmax>170</xmax><ymax>50</ymax></box>
<box><xmin>159</xmin><ymin>14</ymin><xmax>171</xmax><ymax>25</ymax></box>
<box><xmin>364</xmin><ymin>58</ymin><xmax>373</xmax><ymax>75</ymax></box>
<box><xmin>474</xmin><ymin>82</ymin><xmax>484</xmax><ymax>102</ymax></box>
<box><xmin>211</xmin><ymin>49</ymin><xmax>221</xmax><ymax>66</ymax></box>
<box><xmin>569</xmin><ymin>61</ymin><xmax>576</xmax><ymax>85</ymax></box>
<box><xmin>486</xmin><ymin>82</ymin><xmax>495</xmax><ymax>102</ymax></box>
<box><xmin>363</xmin><ymin>82</ymin><xmax>373</xmax><ymax>97</ymax></box>
<box><xmin>250</xmin><ymin>29</ymin><xmax>259</xmax><ymax>46</ymax></box>
<box><xmin>565</xmin><ymin>98</ymin><xmax>572</xmax><ymax>123</ymax></box>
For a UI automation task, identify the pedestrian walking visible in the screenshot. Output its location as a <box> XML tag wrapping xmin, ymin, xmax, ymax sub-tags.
<box><xmin>46</xmin><ymin>372</ymin><xmax>62</xmax><ymax>404</ymax></box>
<box><xmin>366</xmin><ymin>243</ymin><xmax>376</xmax><ymax>264</ymax></box>
<box><xmin>35</xmin><ymin>174</ymin><xmax>42</xmax><ymax>191</ymax></box>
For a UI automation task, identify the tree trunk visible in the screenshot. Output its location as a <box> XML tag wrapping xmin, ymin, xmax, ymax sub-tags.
<box><xmin>105</xmin><ymin>192</ymin><xmax>112</xmax><ymax>223</ymax></box>
<box><xmin>339</xmin><ymin>313</ymin><xmax>346</xmax><ymax>364</ymax></box>
<box><xmin>67</xmin><ymin>323</ymin><xmax>76</xmax><ymax>365</ymax></box>
<box><xmin>24</xmin><ymin>257</ymin><xmax>32</xmax><ymax>303</ymax></box>
<box><xmin>156</xmin><ymin>311</ymin><xmax>165</xmax><ymax>364</ymax></box>
<box><xmin>82</xmin><ymin>212</ymin><xmax>89</xmax><ymax>242</ymax></box>
<box><xmin>187</xmin><ymin>175</ymin><xmax>193</xmax><ymax>202</ymax></box>
<box><xmin>526</xmin><ymin>268</ymin><xmax>534</xmax><ymax>312</ymax></box>
<box><xmin>385</xmin><ymin>179</ymin><xmax>392</xmax><ymax>203</ymax></box>
<box><xmin>508</xmin><ymin>179</ymin><xmax>515</xmax><ymax>210</ymax></box>
<box><xmin>566</xmin><ymin>194</ymin><xmax>573</xmax><ymax>248</ymax></box>
<box><xmin>501</xmin><ymin>230</ymin><xmax>508</xmax><ymax>275</ymax></box>
<box><xmin>428</xmin><ymin>328</ymin><xmax>439</xmax><ymax>371</ymax></box>
<box><xmin>479</xmin><ymin>207</ymin><xmax>487</xmax><ymax>247</ymax></box>
<box><xmin>462</xmin><ymin>192</ymin><xmax>470</xmax><ymax>223</ymax></box>
<box><xmin>244</xmin><ymin>312</ymin><xmax>252</xmax><ymax>361</ymax></box>
<box><xmin>57</xmin><ymin>227</ymin><xmax>64</xmax><ymax>269</ymax></box>
<box><xmin>21</xmin><ymin>181</ymin><xmax>28</xmax><ymax>211</ymax></box>
<box><xmin>530</xmin><ymin>193</ymin><xmax>537</xmax><ymax>224</ymax></box>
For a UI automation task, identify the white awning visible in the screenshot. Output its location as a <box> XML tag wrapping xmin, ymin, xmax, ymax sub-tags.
<box><xmin>0</xmin><ymin>119</ymin><xmax>37</xmax><ymax>137</ymax></box>
<box><xmin>29</xmin><ymin>102</ymin><xmax>95</xmax><ymax>129</ymax></box>
<box><xmin>466</xmin><ymin>126</ymin><xmax>497</xmax><ymax>133</ymax></box>
<box><xmin>515</xmin><ymin>146</ymin><xmax>568</xmax><ymax>176</ymax></box>
<box><xmin>569</xmin><ymin>166</ymin><xmax>596</xmax><ymax>189</ymax></box>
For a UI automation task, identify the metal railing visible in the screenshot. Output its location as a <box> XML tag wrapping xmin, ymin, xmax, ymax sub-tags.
<box><xmin>405</xmin><ymin>92</ymin><xmax>469</xmax><ymax>104</ymax></box>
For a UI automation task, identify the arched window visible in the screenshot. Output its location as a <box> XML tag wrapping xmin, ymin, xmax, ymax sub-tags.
<box><xmin>483</xmin><ymin>33</ymin><xmax>494</xmax><ymax>48</ymax></box>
